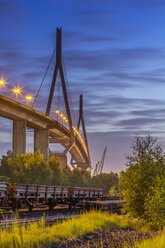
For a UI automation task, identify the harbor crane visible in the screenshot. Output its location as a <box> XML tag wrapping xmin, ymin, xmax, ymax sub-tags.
<box><xmin>93</xmin><ymin>146</ymin><xmax>107</xmax><ymax>176</ymax></box>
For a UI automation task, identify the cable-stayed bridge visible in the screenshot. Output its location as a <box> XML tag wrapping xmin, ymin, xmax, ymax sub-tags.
<box><xmin>0</xmin><ymin>28</ymin><xmax>91</xmax><ymax>170</ymax></box>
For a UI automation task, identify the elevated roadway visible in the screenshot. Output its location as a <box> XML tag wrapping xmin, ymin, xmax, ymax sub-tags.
<box><xmin>0</xmin><ymin>96</ymin><xmax>90</xmax><ymax>169</ymax></box>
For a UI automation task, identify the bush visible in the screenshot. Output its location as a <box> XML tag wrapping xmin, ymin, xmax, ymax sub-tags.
<box><xmin>0</xmin><ymin>150</ymin><xmax>53</xmax><ymax>185</ymax></box>
<box><xmin>92</xmin><ymin>172</ymin><xmax>118</xmax><ymax>194</ymax></box>
<box><xmin>144</xmin><ymin>176</ymin><xmax>165</xmax><ymax>229</ymax></box>
<box><xmin>119</xmin><ymin>134</ymin><xmax>165</xmax><ymax>230</ymax></box>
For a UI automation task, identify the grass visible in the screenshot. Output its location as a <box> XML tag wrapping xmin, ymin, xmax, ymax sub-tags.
<box><xmin>132</xmin><ymin>231</ymin><xmax>165</xmax><ymax>248</ymax></box>
<box><xmin>0</xmin><ymin>211</ymin><xmax>134</xmax><ymax>248</ymax></box>
<box><xmin>0</xmin><ymin>211</ymin><xmax>163</xmax><ymax>248</ymax></box>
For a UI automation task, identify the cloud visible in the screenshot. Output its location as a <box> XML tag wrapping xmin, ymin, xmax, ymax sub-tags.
<box><xmin>88</xmin><ymin>129</ymin><xmax>165</xmax><ymax>172</ymax></box>
<box><xmin>87</xmin><ymin>96</ymin><xmax>165</xmax><ymax>109</ymax></box>
<box><xmin>131</xmin><ymin>109</ymin><xmax>165</xmax><ymax>117</ymax></box>
<box><xmin>0</xmin><ymin>51</ymin><xmax>25</xmax><ymax>62</ymax></box>
<box><xmin>0</xmin><ymin>117</ymin><xmax>12</xmax><ymax>133</ymax></box>
<box><xmin>116</xmin><ymin>117</ymin><xmax>165</xmax><ymax>127</ymax></box>
<box><xmin>22</xmin><ymin>72</ymin><xmax>43</xmax><ymax>81</ymax></box>
<box><xmin>52</xmin><ymin>30</ymin><xmax>116</xmax><ymax>47</ymax></box>
<box><xmin>105</xmin><ymin>71</ymin><xmax>165</xmax><ymax>85</ymax></box>
<box><xmin>1</xmin><ymin>36</ymin><xmax>165</xmax><ymax>137</ymax></box>
<box><xmin>63</xmin><ymin>47</ymin><xmax>164</xmax><ymax>76</ymax></box>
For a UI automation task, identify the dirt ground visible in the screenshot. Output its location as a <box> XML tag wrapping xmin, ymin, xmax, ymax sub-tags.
<box><xmin>51</xmin><ymin>228</ymin><xmax>157</xmax><ymax>248</ymax></box>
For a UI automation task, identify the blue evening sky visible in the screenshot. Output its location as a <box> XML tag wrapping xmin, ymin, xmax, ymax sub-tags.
<box><xmin>1</xmin><ymin>0</ymin><xmax>165</xmax><ymax>172</ymax></box>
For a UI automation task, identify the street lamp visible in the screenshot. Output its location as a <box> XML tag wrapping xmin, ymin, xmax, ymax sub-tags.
<box><xmin>25</xmin><ymin>95</ymin><xmax>33</xmax><ymax>104</ymax></box>
<box><xmin>13</xmin><ymin>86</ymin><xmax>22</xmax><ymax>100</ymax></box>
<box><xmin>0</xmin><ymin>77</ymin><xmax>6</xmax><ymax>87</ymax></box>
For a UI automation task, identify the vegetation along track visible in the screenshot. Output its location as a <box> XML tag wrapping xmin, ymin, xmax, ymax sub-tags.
<box><xmin>0</xmin><ymin>208</ymin><xmax>80</xmax><ymax>228</ymax></box>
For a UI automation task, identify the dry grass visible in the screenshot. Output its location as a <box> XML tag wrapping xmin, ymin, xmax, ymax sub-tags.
<box><xmin>0</xmin><ymin>211</ymin><xmax>133</xmax><ymax>248</ymax></box>
<box><xmin>132</xmin><ymin>230</ymin><xmax>165</xmax><ymax>248</ymax></box>
<box><xmin>0</xmin><ymin>211</ymin><xmax>163</xmax><ymax>248</ymax></box>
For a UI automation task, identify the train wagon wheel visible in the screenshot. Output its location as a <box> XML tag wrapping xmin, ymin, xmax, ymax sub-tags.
<box><xmin>11</xmin><ymin>199</ymin><xmax>19</xmax><ymax>213</ymax></box>
<box><xmin>48</xmin><ymin>199</ymin><xmax>56</xmax><ymax>211</ymax></box>
<box><xmin>28</xmin><ymin>205</ymin><xmax>33</xmax><ymax>211</ymax></box>
<box><xmin>69</xmin><ymin>199</ymin><xmax>77</xmax><ymax>209</ymax></box>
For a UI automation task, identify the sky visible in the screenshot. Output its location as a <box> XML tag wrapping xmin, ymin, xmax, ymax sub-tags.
<box><xmin>1</xmin><ymin>0</ymin><xmax>165</xmax><ymax>173</ymax></box>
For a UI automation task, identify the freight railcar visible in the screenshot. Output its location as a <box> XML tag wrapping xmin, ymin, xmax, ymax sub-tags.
<box><xmin>0</xmin><ymin>182</ymin><xmax>103</xmax><ymax>211</ymax></box>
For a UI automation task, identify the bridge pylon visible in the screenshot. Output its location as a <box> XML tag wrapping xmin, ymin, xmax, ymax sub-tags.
<box><xmin>0</xmin><ymin>27</ymin><xmax>91</xmax><ymax>170</ymax></box>
<box><xmin>71</xmin><ymin>94</ymin><xmax>91</xmax><ymax>169</ymax></box>
<box><xmin>46</xmin><ymin>27</ymin><xmax>74</xmax><ymax>143</ymax></box>
<box><xmin>45</xmin><ymin>27</ymin><xmax>76</xmax><ymax>163</ymax></box>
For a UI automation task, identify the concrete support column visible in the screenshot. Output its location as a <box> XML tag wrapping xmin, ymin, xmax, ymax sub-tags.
<box><xmin>34</xmin><ymin>128</ymin><xmax>49</xmax><ymax>161</ymax></box>
<box><xmin>54</xmin><ymin>155</ymin><xmax>67</xmax><ymax>170</ymax></box>
<box><xmin>58</xmin><ymin>155</ymin><xmax>67</xmax><ymax>170</ymax></box>
<box><xmin>13</xmin><ymin>120</ymin><xmax>26</xmax><ymax>155</ymax></box>
<box><xmin>49</xmin><ymin>154</ymin><xmax>67</xmax><ymax>170</ymax></box>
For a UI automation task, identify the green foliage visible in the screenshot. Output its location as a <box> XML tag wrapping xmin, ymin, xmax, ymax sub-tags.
<box><xmin>0</xmin><ymin>150</ymin><xmax>14</xmax><ymax>180</ymax></box>
<box><xmin>109</xmin><ymin>183</ymin><xmax>119</xmax><ymax>196</ymax></box>
<box><xmin>69</xmin><ymin>168</ymin><xmax>84</xmax><ymax>186</ymax></box>
<box><xmin>0</xmin><ymin>150</ymin><xmax>52</xmax><ymax>185</ymax></box>
<box><xmin>144</xmin><ymin>177</ymin><xmax>165</xmax><ymax>230</ymax></box>
<box><xmin>61</xmin><ymin>166</ymin><xmax>71</xmax><ymax>186</ymax></box>
<box><xmin>0</xmin><ymin>211</ymin><xmax>134</xmax><ymax>247</ymax></box>
<box><xmin>132</xmin><ymin>230</ymin><xmax>165</xmax><ymax>248</ymax></box>
<box><xmin>119</xmin><ymin>134</ymin><xmax>165</xmax><ymax>230</ymax></box>
<box><xmin>0</xmin><ymin>150</ymin><xmax>117</xmax><ymax>193</ymax></box>
<box><xmin>49</xmin><ymin>156</ymin><xmax>61</xmax><ymax>185</ymax></box>
<box><xmin>68</xmin><ymin>169</ymin><xmax>91</xmax><ymax>187</ymax></box>
<box><xmin>92</xmin><ymin>172</ymin><xmax>118</xmax><ymax>194</ymax></box>
<box><xmin>0</xmin><ymin>176</ymin><xmax>10</xmax><ymax>182</ymax></box>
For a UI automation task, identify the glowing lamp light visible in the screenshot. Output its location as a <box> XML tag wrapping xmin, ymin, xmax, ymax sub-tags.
<box><xmin>13</xmin><ymin>86</ymin><xmax>22</xmax><ymax>99</ymax></box>
<box><xmin>60</xmin><ymin>114</ymin><xmax>63</xmax><ymax>117</ymax></box>
<box><xmin>26</xmin><ymin>95</ymin><xmax>32</xmax><ymax>101</ymax></box>
<box><xmin>56</xmin><ymin>109</ymin><xmax>59</xmax><ymax>114</ymax></box>
<box><xmin>26</xmin><ymin>95</ymin><xmax>33</xmax><ymax>104</ymax></box>
<box><xmin>14</xmin><ymin>89</ymin><xmax>20</xmax><ymax>93</ymax></box>
<box><xmin>0</xmin><ymin>77</ymin><xmax>6</xmax><ymax>87</ymax></box>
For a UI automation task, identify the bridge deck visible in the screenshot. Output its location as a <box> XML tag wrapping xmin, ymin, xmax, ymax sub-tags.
<box><xmin>0</xmin><ymin>96</ymin><xmax>90</xmax><ymax>168</ymax></box>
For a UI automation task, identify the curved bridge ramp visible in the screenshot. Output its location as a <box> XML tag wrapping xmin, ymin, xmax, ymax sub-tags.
<box><xmin>0</xmin><ymin>96</ymin><xmax>90</xmax><ymax>169</ymax></box>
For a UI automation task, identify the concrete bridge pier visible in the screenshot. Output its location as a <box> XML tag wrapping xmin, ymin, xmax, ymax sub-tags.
<box><xmin>34</xmin><ymin>128</ymin><xmax>49</xmax><ymax>160</ymax></box>
<box><xmin>13</xmin><ymin>120</ymin><xmax>26</xmax><ymax>155</ymax></box>
<box><xmin>58</xmin><ymin>155</ymin><xmax>67</xmax><ymax>170</ymax></box>
<box><xmin>49</xmin><ymin>153</ymin><xmax>67</xmax><ymax>170</ymax></box>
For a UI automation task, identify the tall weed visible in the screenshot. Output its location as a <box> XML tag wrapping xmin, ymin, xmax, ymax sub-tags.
<box><xmin>0</xmin><ymin>211</ymin><xmax>133</xmax><ymax>248</ymax></box>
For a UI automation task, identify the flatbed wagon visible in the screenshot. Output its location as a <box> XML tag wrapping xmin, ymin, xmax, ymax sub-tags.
<box><xmin>0</xmin><ymin>182</ymin><xmax>103</xmax><ymax>211</ymax></box>
<box><xmin>82</xmin><ymin>199</ymin><xmax>122</xmax><ymax>214</ymax></box>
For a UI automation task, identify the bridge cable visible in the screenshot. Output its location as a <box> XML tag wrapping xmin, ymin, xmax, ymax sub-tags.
<box><xmin>32</xmin><ymin>47</ymin><xmax>56</xmax><ymax>109</ymax></box>
<box><xmin>62</xmin><ymin>54</ymin><xmax>77</xmax><ymax>127</ymax></box>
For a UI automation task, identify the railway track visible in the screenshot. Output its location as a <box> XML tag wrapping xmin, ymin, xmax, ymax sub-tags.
<box><xmin>0</xmin><ymin>200</ymin><xmax>123</xmax><ymax>229</ymax></box>
<box><xmin>0</xmin><ymin>208</ymin><xmax>80</xmax><ymax>228</ymax></box>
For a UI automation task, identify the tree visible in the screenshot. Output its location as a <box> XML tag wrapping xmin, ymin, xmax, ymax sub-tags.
<box><xmin>69</xmin><ymin>169</ymin><xmax>84</xmax><ymax>186</ymax></box>
<box><xmin>92</xmin><ymin>172</ymin><xmax>118</xmax><ymax>194</ymax></box>
<box><xmin>119</xmin><ymin>134</ymin><xmax>165</xmax><ymax>229</ymax></box>
<box><xmin>0</xmin><ymin>150</ymin><xmax>52</xmax><ymax>185</ymax></box>
<box><xmin>0</xmin><ymin>176</ymin><xmax>10</xmax><ymax>182</ymax></box>
<box><xmin>0</xmin><ymin>150</ymin><xmax>15</xmax><ymax>180</ymax></box>
<box><xmin>109</xmin><ymin>183</ymin><xmax>119</xmax><ymax>196</ymax></box>
<box><xmin>49</xmin><ymin>156</ymin><xmax>62</xmax><ymax>185</ymax></box>
<box><xmin>61</xmin><ymin>166</ymin><xmax>72</xmax><ymax>186</ymax></box>
<box><xmin>82</xmin><ymin>170</ymin><xmax>92</xmax><ymax>187</ymax></box>
<box><xmin>144</xmin><ymin>176</ymin><xmax>165</xmax><ymax>230</ymax></box>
